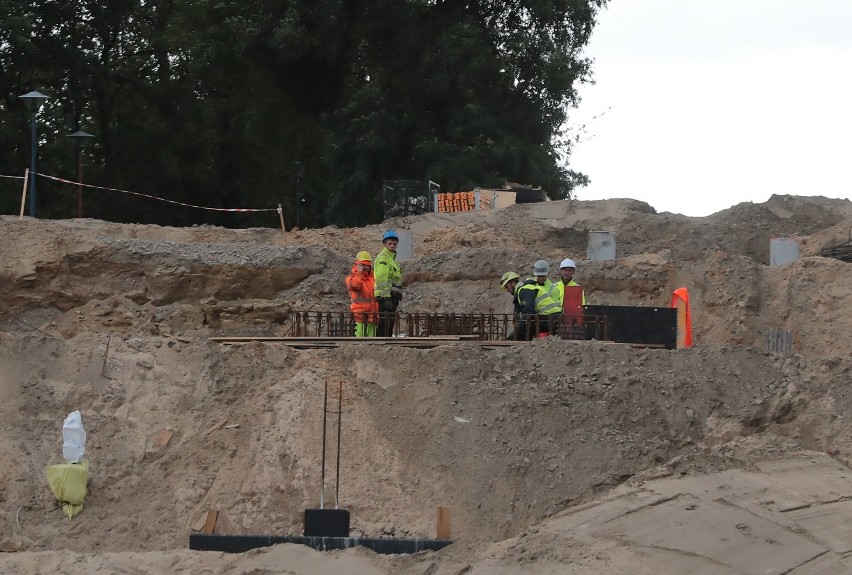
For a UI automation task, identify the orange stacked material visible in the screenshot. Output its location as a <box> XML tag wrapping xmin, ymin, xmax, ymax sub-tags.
<box><xmin>436</xmin><ymin>191</ymin><xmax>493</xmax><ymax>212</ymax></box>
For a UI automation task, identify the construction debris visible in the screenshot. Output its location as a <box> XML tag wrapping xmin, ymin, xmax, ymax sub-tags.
<box><xmin>820</xmin><ymin>238</ymin><xmax>852</xmax><ymax>262</ymax></box>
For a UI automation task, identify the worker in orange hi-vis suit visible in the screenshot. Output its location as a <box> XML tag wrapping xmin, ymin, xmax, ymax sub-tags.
<box><xmin>345</xmin><ymin>251</ymin><xmax>379</xmax><ymax>337</ymax></box>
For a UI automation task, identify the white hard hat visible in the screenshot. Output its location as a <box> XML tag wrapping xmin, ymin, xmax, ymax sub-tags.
<box><xmin>560</xmin><ymin>258</ymin><xmax>577</xmax><ymax>269</ymax></box>
<box><xmin>533</xmin><ymin>259</ymin><xmax>549</xmax><ymax>275</ymax></box>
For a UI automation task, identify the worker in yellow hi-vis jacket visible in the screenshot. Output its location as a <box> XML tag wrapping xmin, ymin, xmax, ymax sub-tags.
<box><xmin>374</xmin><ymin>229</ymin><xmax>403</xmax><ymax>336</ymax></box>
<box><xmin>555</xmin><ymin>258</ymin><xmax>586</xmax><ymax>305</ymax></box>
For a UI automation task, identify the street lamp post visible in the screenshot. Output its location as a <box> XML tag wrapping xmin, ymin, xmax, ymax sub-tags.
<box><xmin>67</xmin><ymin>130</ymin><xmax>95</xmax><ymax>218</ymax></box>
<box><xmin>18</xmin><ymin>91</ymin><xmax>49</xmax><ymax>218</ymax></box>
<box><xmin>293</xmin><ymin>160</ymin><xmax>304</xmax><ymax>229</ymax></box>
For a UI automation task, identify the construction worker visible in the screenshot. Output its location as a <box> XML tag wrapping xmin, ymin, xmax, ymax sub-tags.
<box><xmin>517</xmin><ymin>259</ymin><xmax>562</xmax><ymax>338</ymax></box>
<box><xmin>500</xmin><ymin>272</ymin><xmax>523</xmax><ymax>312</ymax></box>
<box><xmin>556</xmin><ymin>258</ymin><xmax>586</xmax><ymax>339</ymax></box>
<box><xmin>556</xmin><ymin>258</ymin><xmax>586</xmax><ymax>305</ymax></box>
<box><xmin>346</xmin><ymin>251</ymin><xmax>379</xmax><ymax>337</ymax></box>
<box><xmin>500</xmin><ymin>271</ymin><xmax>535</xmax><ymax>340</ymax></box>
<box><xmin>374</xmin><ymin>229</ymin><xmax>403</xmax><ymax>336</ymax></box>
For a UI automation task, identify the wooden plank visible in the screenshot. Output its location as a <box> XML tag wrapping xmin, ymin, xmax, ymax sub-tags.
<box><xmin>201</xmin><ymin>510</ymin><xmax>219</xmax><ymax>535</ymax></box>
<box><xmin>203</xmin><ymin>418</ymin><xmax>229</xmax><ymax>437</ymax></box>
<box><xmin>153</xmin><ymin>429</ymin><xmax>174</xmax><ymax>448</ymax></box>
<box><xmin>209</xmin><ymin>337</ymin><xmax>661</xmax><ymax>350</ymax></box>
<box><xmin>437</xmin><ymin>506</ymin><xmax>451</xmax><ymax>540</ymax></box>
<box><xmin>191</xmin><ymin>513</ymin><xmax>208</xmax><ymax>532</ymax></box>
<box><xmin>209</xmin><ymin>336</ymin><xmax>481</xmax><ymax>343</ymax></box>
<box><xmin>214</xmin><ymin>340</ymin><xmax>525</xmax><ymax>349</ymax></box>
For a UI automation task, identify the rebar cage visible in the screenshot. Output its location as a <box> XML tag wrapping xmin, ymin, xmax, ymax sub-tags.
<box><xmin>282</xmin><ymin>311</ymin><xmax>611</xmax><ymax>341</ymax></box>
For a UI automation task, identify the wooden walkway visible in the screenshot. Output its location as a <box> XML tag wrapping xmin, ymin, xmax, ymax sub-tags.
<box><xmin>209</xmin><ymin>335</ymin><xmax>521</xmax><ymax>349</ymax></box>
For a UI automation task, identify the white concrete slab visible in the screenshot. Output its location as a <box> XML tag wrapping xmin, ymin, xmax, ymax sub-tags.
<box><xmin>545</xmin><ymin>490</ymin><xmax>671</xmax><ymax>543</ymax></box>
<box><xmin>543</xmin><ymin>456</ymin><xmax>852</xmax><ymax>574</ymax></box>
<box><xmin>787</xmin><ymin>551</ymin><xmax>852</xmax><ymax>575</ymax></box>
<box><xmin>631</xmin><ymin>546</ymin><xmax>743</xmax><ymax>575</ymax></box>
<box><xmin>721</xmin><ymin>487</ymin><xmax>804</xmax><ymax>528</ymax></box>
<box><xmin>645</xmin><ymin>468</ymin><xmax>809</xmax><ymax>521</ymax></box>
<box><xmin>756</xmin><ymin>454</ymin><xmax>852</xmax><ymax>505</ymax></box>
<box><xmin>596</xmin><ymin>494</ymin><xmax>825</xmax><ymax>575</ymax></box>
<box><xmin>785</xmin><ymin>500</ymin><xmax>852</xmax><ymax>554</ymax></box>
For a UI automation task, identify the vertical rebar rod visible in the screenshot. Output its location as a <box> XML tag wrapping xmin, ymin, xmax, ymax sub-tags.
<box><xmin>335</xmin><ymin>379</ymin><xmax>342</xmax><ymax>509</ymax></box>
<box><xmin>320</xmin><ymin>380</ymin><xmax>328</xmax><ymax>509</ymax></box>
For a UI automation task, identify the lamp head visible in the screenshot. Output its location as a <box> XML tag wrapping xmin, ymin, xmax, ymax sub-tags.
<box><xmin>19</xmin><ymin>91</ymin><xmax>49</xmax><ymax>112</ymax></box>
<box><xmin>292</xmin><ymin>160</ymin><xmax>304</xmax><ymax>179</ymax></box>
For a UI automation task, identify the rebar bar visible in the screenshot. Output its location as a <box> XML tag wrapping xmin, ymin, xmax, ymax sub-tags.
<box><xmin>765</xmin><ymin>328</ymin><xmax>793</xmax><ymax>354</ymax></box>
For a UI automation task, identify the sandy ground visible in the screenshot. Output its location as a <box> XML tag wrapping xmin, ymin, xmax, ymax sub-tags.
<box><xmin>0</xmin><ymin>194</ymin><xmax>851</xmax><ymax>573</ymax></box>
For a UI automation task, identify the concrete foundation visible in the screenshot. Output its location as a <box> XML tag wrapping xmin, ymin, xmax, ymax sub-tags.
<box><xmin>189</xmin><ymin>533</ymin><xmax>453</xmax><ymax>555</ymax></box>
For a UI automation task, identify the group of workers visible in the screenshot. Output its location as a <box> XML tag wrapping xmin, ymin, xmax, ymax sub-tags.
<box><xmin>499</xmin><ymin>258</ymin><xmax>586</xmax><ymax>340</ymax></box>
<box><xmin>345</xmin><ymin>228</ymin><xmax>586</xmax><ymax>340</ymax></box>
<box><xmin>345</xmin><ymin>229</ymin><xmax>403</xmax><ymax>337</ymax></box>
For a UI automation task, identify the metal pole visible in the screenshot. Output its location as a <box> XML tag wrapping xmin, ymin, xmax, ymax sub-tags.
<box><xmin>76</xmin><ymin>142</ymin><xmax>83</xmax><ymax>218</ymax></box>
<box><xmin>296</xmin><ymin>176</ymin><xmax>301</xmax><ymax>228</ymax></box>
<box><xmin>293</xmin><ymin>161</ymin><xmax>304</xmax><ymax>229</ymax></box>
<box><xmin>29</xmin><ymin>112</ymin><xmax>37</xmax><ymax>217</ymax></box>
<box><xmin>19</xmin><ymin>92</ymin><xmax>48</xmax><ymax>218</ymax></box>
<box><xmin>67</xmin><ymin>131</ymin><xmax>94</xmax><ymax>218</ymax></box>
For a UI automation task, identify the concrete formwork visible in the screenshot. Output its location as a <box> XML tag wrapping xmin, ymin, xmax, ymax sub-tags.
<box><xmin>770</xmin><ymin>237</ymin><xmax>800</xmax><ymax>266</ymax></box>
<box><xmin>587</xmin><ymin>230</ymin><xmax>616</xmax><ymax>261</ymax></box>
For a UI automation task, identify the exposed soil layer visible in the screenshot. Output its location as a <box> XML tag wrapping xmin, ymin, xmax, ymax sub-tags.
<box><xmin>0</xmin><ymin>194</ymin><xmax>850</xmax><ymax>573</ymax></box>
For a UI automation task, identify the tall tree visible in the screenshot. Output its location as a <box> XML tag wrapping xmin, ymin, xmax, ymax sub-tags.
<box><xmin>0</xmin><ymin>0</ymin><xmax>606</xmax><ymax>227</ymax></box>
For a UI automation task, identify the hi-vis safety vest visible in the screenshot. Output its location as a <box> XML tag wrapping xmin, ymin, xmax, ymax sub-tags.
<box><xmin>512</xmin><ymin>278</ymin><xmax>534</xmax><ymax>314</ymax></box>
<box><xmin>520</xmin><ymin>280</ymin><xmax>561</xmax><ymax>315</ymax></box>
<box><xmin>535</xmin><ymin>280</ymin><xmax>562</xmax><ymax>315</ymax></box>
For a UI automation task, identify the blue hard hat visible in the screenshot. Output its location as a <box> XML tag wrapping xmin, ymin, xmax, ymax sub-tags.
<box><xmin>382</xmin><ymin>229</ymin><xmax>399</xmax><ymax>241</ymax></box>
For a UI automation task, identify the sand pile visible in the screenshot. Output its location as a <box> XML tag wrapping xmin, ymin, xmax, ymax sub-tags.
<box><xmin>0</xmin><ymin>194</ymin><xmax>850</xmax><ymax>573</ymax></box>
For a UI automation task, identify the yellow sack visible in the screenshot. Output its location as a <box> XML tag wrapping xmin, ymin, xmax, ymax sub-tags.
<box><xmin>46</xmin><ymin>460</ymin><xmax>89</xmax><ymax>519</ymax></box>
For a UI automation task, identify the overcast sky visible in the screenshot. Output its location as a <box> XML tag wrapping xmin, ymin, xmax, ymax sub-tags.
<box><xmin>567</xmin><ymin>0</ymin><xmax>852</xmax><ymax>216</ymax></box>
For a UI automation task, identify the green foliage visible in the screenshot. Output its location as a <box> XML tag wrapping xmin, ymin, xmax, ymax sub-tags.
<box><xmin>0</xmin><ymin>0</ymin><xmax>606</xmax><ymax>226</ymax></box>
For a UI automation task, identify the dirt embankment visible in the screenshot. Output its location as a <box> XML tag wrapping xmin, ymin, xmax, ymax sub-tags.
<box><xmin>1</xmin><ymin>333</ymin><xmax>850</xmax><ymax>555</ymax></box>
<box><xmin>0</xmin><ymin>194</ymin><xmax>851</xmax><ymax>573</ymax></box>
